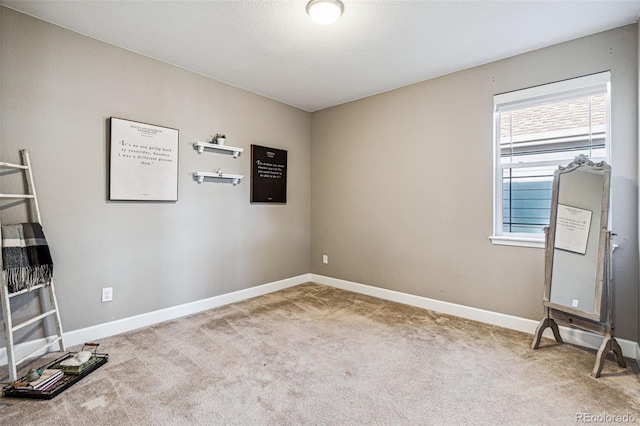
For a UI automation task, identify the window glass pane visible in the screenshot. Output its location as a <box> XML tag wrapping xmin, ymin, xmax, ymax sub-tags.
<box><xmin>500</xmin><ymin>94</ymin><xmax>606</xmax><ymax>166</ymax></box>
<box><xmin>501</xmin><ymin>166</ymin><xmax>554</xmax><ymax>234</ymax></box>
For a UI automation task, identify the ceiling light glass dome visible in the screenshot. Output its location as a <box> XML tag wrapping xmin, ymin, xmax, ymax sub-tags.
<box><xmin>306</xmin><ymin>0</ymin><xmax>344</xmax><ymax>25</ymax></box>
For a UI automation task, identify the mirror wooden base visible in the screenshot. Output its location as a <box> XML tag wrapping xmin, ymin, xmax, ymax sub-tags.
<box><xmin>531</xmin><ymin>316</ymin><xmax>563</xmax><ymax>349</ymax></box>
<box><xmin>592</xmin><ymin>333</ymin><xmax>626</xmax><ymax>378</ymax></box>
<box><xmin>532</xmin><ymin>308</ymin><xmax>626</xmax><ymax>378</ymax></box>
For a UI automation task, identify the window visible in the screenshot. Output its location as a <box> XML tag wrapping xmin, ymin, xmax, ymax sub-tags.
<box><xmin>491</xmin><ymin>72</ymin><xmax>610</xmax><ymax>248</ymax></box>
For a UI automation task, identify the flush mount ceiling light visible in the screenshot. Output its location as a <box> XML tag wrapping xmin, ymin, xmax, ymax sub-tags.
<box><xmin>306</xmin><ymin>0</ymin><xmax>344</xmax><ymax>25</ymax></box>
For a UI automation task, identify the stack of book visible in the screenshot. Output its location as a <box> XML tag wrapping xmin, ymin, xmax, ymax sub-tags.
<box><xmin>27</xmin><ymin>369</ymin><xmax>64</xmax><ymax>391</ymax></box>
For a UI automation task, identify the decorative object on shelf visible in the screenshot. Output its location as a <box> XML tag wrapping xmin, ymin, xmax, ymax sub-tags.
<box><xmin>109</xmin><ymin>117</ymin><xmax>179</xmax><ymax>202</ymax></box>
<box><xmin>251</xmin><ymin>144</ymin><xmax>287</xmax><ymax>203</ymax></box>
<box><xmin>213</xmin><ymin>133</ymin><xmax>226</xmax><ymax>145</ymax></box>
<box><xmin>193</xmin><ymin>171</ymin><xmax>243</xmax><ymax>186</ymax></box>
<box><xmin>193</xmin><ymin>141</ymin><xmax>244</xmax><ymax>158</ymax></box>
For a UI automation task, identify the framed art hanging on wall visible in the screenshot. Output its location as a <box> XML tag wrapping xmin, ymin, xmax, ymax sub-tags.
<box><xmin>250</xmin><ymin>144</ymin><xmax>287</xmax><ymax>203</ymax></box>
<box><xmin>109</xmin><ymin>117</ymin><xmax>179</xmax><ymax>201</ymax></box>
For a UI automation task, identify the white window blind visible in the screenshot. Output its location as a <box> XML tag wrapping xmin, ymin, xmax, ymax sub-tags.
<box><xmin>492</xmin><ymin>72</ymin><xmax>610</xmax><ymax>247</ymax></box>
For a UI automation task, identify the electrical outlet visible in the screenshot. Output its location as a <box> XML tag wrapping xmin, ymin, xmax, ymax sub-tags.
<box><xmin>102</xmin><ymin>287</ymin><xmax>113</xmax><ymax>303</ymax></box>
<box><xmin>322</xmin><ymin>254</ymin><xmax>329</xmax><ymax>264</ymax></box>
<box><xmin>572</xmin><ymin>299</ymin><xmax>579</xmax><ymax>308</ymax></box>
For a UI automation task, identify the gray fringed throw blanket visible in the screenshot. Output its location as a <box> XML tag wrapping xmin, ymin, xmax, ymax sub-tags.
<box><xmin>2</xmin><ymin>223</ymin><xmax>54</xmax><ymax>293</ymax></box>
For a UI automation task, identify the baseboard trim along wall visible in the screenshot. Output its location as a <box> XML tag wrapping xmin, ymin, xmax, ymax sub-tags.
<box><xmin>0</xmin><ymin>274</ymin><xmax>311</xmax><ymax>366</ymax></box>
<box><xmin>310</xmin><ymin>274</ymin><xmax>638</xmax><ymax>359</ymax></box>
<box><xmin>2</xmin><ymin>273</ymin><xmax>637</xmax><ymax>365</ymax></box>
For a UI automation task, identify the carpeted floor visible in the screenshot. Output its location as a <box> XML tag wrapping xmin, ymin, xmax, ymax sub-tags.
<box><xmin>1</xmin><ymin>283</ymin><xmax>638</xmax><ymax>425</ymax></box>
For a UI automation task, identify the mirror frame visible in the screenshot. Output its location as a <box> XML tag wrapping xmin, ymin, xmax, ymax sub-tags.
<box><xmin>542</xmin><ymin>154</ymin><xmax>611</xmax><ymax>322</ymax></box>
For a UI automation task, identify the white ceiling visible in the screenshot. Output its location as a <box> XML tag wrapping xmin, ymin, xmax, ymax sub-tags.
<box><xmin>3</xmin><ymin>0</ymin><xmax>640</xmax><ymax>112</ymax></box>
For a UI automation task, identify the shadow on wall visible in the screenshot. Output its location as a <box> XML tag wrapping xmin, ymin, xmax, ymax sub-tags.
<box><xmin>608</xmin><ymin>176</ymin><xmax>639</xmax><ymax>341</ymax></box>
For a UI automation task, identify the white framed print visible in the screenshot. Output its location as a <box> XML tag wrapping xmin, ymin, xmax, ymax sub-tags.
<box><xmin>109</xmin><ymin>117</ymin><xmax>179</xmax><ymax>201</ymax></box>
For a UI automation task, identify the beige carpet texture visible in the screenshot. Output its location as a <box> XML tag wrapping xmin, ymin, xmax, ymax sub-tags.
<box><xmin>1</xmin><ymin>283</ymin><xmax>638</xmax><ymax>425</ymax></box>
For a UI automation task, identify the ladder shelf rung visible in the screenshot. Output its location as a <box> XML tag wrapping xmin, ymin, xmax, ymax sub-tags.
<box><xmin>15</xmin><ymin>336</ymin><xmax>64</xmax><ymax>366</ymax></box>
<box><xmin>0</xmin><ymin>193</ymin><xmax>35</xmax><ymax>199</ymax></box>
<box><xmin>12</xmin><ymin>309</ymin><xmax>58</xmax><ymax>332</ymax></box>
<box><xmin>0</xmin><ymin>161</ymin><xmax>28</xmax><ymax>170</ymax></box>
<box><xmin>8</xmin><ymin>283</ymin><xmax>47</xmax><ymax>298</ymax></box>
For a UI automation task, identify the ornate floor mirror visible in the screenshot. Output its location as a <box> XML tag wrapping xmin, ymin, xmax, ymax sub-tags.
<box><xmin>531</xmin><ymin>154</ymin><xmax>625</xmax><ymax>377</ymax></box>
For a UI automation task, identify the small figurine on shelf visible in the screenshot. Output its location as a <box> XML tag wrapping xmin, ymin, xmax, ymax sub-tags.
<box><xmin>214</xmin><ymin>133</ymin><xmax>226</xmax><ymax>146</ymax></box>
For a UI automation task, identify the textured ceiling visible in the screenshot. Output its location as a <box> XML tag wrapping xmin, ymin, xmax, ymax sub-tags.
<box><xmin>2</xmin><ymin>0</ymin><xmax>640</xmax><ymax>112</ymax></box>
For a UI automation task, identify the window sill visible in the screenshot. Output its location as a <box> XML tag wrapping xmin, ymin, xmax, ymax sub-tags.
<box><xmin>489</xmin><ymin>235</ymin><xmax>545</xmax><ymax>249</ymax></box>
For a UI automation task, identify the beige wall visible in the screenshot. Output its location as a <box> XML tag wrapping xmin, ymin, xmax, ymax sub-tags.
<box><xmin>0</xmin><ymin>8</ymin><xmax>311</xmax><ymax>336</ymax></box>
<box><xmin>311</xmin><ymin>25</ymin><xmax>639</xmax><ymax>340</ymax></box>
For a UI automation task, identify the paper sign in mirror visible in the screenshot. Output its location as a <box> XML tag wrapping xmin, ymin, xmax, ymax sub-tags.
<box><xmin>554</xmin><ymin>204</ymin><xmax>592</xmax><ymax>255</ymax></box>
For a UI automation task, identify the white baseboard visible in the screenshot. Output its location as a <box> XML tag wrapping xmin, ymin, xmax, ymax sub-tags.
<box><xmin>3</xmin><ymin>273</ymin><xmax>636</xmax><ymax>367</ymax></box>
<box><xmin>310</xmin><ymin>274</ymin><xmax>638</xmax><ymax>359</ymax></box>
<box><xmin>0</xmin><ymin>274</ymin><xmax>310</xmax><ymax>366</ymax></box>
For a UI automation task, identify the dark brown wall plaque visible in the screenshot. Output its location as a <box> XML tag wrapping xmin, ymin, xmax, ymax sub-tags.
<box><xmin>251</xmin><ymin>145</ymin><xmax>287</xmax><ymax>203</ymax></box>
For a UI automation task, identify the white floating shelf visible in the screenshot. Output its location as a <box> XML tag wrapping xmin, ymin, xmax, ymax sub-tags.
<box><xmin>193</xmin><ymin>171</ymin><xmax>244</xmax><ymax>186</ymax></box>
<box><xmin>193</xmin><ymin>141</ymin><xmax>244</xmax><ymax>158</ymax></box>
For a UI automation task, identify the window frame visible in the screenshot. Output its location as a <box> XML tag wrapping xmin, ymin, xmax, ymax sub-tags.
<box><xmin>491</xmin><ymin>72</ymin><xmax>611</xmax><ymax>248</ymax></box>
